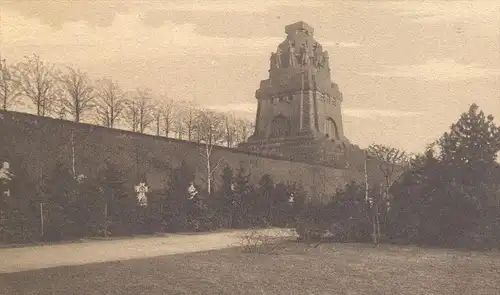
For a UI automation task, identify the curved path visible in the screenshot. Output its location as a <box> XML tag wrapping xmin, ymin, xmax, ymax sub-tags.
<box><xmin>0</xmin><ymin>228</ymin><xmax>293</xmax><ymax>274</ymax></box>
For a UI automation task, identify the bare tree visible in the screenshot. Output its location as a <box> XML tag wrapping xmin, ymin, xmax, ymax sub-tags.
<box><xmin>152</xmin><ymin>103</ymin><xmax>162</xmax><ymax>136</ymax></box>
<box><xmin>222</xmin><ymin>113</ymin><xmax>238</xmax><ymax>147</ymax></box>
<box><xmin>150</xmin><ymin>95</ymin><xmax>177</xmax><ymax>137</ymax></box>
<box><xmin>193</xmin><ymin>108</ymin><xmax>205</xmax><ymax>143</ymax></box>
<box><xmin>196</xmin><ymin>110</ymin><xmax>225</xmax><ymax>195</ymax></box>
<box><xmin>185</xmin><ymin>104</ymin><xmax>198</xmax><ymax>141</ymax></box>
<box><xmin>15</xmin><ymin>54</ymin><xmax>61</xmax><ymax>116</ymax></box>
<box><xmin>174</xmin><ymin>118</ymin><xmax>184</xmax><ymax>140</ymax></box>
<box><xmin>368</xmin><ymin>144</ymin><xmax>408</xmax><ymax>201</ymax></box>
<box><xmin>0</xmin><ymin>57</ymin><xmax>23</xmax><ymax>111</ymax></box>
<box><xmin>123</xmin><ymin>94</ymin><xmax>140</xmax><ymax>132</ymax></box>
<box><xmin>123</xmin><ymin>89</ymin><xmax>154</xmax><ymax>133</ymax></box>
<box><xmin>161</xmin><ymin>94</ymin><xmax>177</xmax><ymax>138</ymax></box>
<box><xmin>94</xmin><ymin>79</ymin><xmax>126</xmax><ymax>128</ymax></box>
<box><xmin>134</xmin><ymin>88</ymin><xmax>154</xmax><ymax>133</ymax></box>
<box><xmin>235</xmin><ymin>117</ymin><xmax>254</xmax><ymax>145</ymax></box>
<box><xmin>366</xmin><ymin>144</ymin><xmax>408</xmax><ymax>245</ymax></box>
<box><xmin>60</xmin><ymin>66</ymin><xmax>95</xmax><ymax>122</ymax></box>
<box><xmin>176</xmin><ymin>100</ymin><xmax>198</xmax><ymax>141</ymax></box>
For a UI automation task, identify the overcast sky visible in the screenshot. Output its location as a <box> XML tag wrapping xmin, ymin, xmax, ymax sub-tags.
<box><xmin>1</xmin><ymin>0</ymin><xmax>499</xmax><ymax>153</ymax></box>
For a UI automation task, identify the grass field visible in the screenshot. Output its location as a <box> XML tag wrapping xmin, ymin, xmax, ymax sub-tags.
<box><xmin>1</xmin><ymin>241</ymin><xmax>500</xmax><ymax>295</ymax></box>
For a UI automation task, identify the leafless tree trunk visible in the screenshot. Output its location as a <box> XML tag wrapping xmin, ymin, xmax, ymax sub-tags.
<box><xmin>152</xmin><ymin>103</ymin><xmax>162</xmax><ymax>136</ymax></box>
<box><xmin>193</xmin><ymin>108</ymin><xmax>204</xmax><ymax>144</ymax></box>
<box><xmin>175</xmin><ymin>120</ymin><xmax>184</xmax><ymax>140</ymax></box>
<box><xmin>185</xmin><ymin>106</ymin><xmax>197</xmax><ymax>141</ymax></box>
<box><xmin>0</xmin><ymin>57</ymin><xmax>23</xmax><ymax>111</ymax></box>
<box><xmin>364</xmin><ymin>153</ymin><xmax>377</xmax><ymax>246</ymax></box>
<box><xmin>196</xmin><ymin>110</ymin><xmax>225</xmax><ymax>195</ymax></box>
<box><xmin>40</xmin><ymin>202</ymin><xmax>44</xmax><ymax>238</ymax></box>
<box><xmin>124</xmin><ymin>97</ymin><xmax>140</xmax><ymax>132</ymax></box>
<box><xmin>367</xmin><ymin>144</ymin><xmax>408</xmax><ymax>243</ymax></box>
<box><xmin>177</xmin><ymin>100</ymin><xmax>198</xmax><ymax>141</ymax></box>
<box><xmin>235</xmin><ymin>118</ymin><xmax>254</xmax><ymax>145</ymax></box>
<box><xmin>94</xmin><ymin>79</ymin><xmax>126</xmax><ymax>128</ymax></box>
<box><xmin>367</xmin><ymin>144</ymin><xmax>408</xmax><ymax>212</ymax></box>
<box><xmin>125</xmin><ymin>88</ymin><xmax>154</xmax><ymax>134</ymax></box>
<box><xmin>60</xmin><ymin>66</ymin><xmax>95</xmax><ymax>122</ymax></box>
<box><xmin>371</xmin><ymin>210</ymin><xmax>378</xmax><ymax>246</ymax></box>
<box><xmin>135</xmin><ymin>88</ymin><xmax>154</xmax><ymax>133</ymax></box>
<box><xmin>71</xmin><ymin>131</ymin><xmax>76</xmax><ymax>178</ymax></box>
<box><xmin>15</xmin><ymin>54</ymin><xmax>61</xmax><ymax>117</ymax></box>
<box><xmin>222</xmin><ymin>113</ymin><xmax>238</xmax><ymax>147</ymax></box>
<box><xmin>161</xmin><ymin>95</ymin><xmax>176</xmax><ymax>138</ymax></box>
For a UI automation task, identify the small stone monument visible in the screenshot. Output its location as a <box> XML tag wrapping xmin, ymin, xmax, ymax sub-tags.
<box><xmin>0</xmin><ymin>162</ymin><xmax>12</xmax><ymax>182</ymax></box>
<box><xmin>134</xmin><ymin>182</ymin><xmax>149</xmax><ymax>207</ymax></box>
<box><xmin>0</xmin><ymin>162</ymin><xmax>13</xmax><ymax>197</ymax></box>
<box><xmin>188</xmin><ymin>182</ymin><xmax>198</xmax><ymax>200</ymax></box>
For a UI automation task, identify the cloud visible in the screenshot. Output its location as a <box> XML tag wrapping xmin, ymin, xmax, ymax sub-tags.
<box><xmin>0</xmin><ymin>8</ymin><xmax>360</xmax><ymax>64</ymax></box>
<box><xmin>1</xmin><ymin>0</ymin><xmax>132</xmax><ymax>28</ymax></box>
<box><xmin>358</xmin><ymin>59</ymin><xmax>500</xmax><ymax>81</ymax></box>
<box><xmin>342</xmin><ymin>109</ymin><xmax>423</xmax><ymax>119</ymax></box>
<box><xmin>164</xmin><ymin>1</ymin><xmax>274</xmax><ymax>13</ymax></box>
<box><xmin>322</xmin><ymin>41</ymin><xmax>362</xmax><ymax>48</ymax></box>
<box><xmin>0</xmin><ymin>11</ymin><xmax>258</xmax><ymax>60</ymax></box>
<box><xmin>205</xmin><ymin>103</ymin><xmax>423</xmax><ymax>119</ymax></box>
<box><xmin>161</xmin><ymin>0</ymin><xmax>329</xmax><ymax>13</ymax></box>
<box><xmin>380</xmin><ymin>1</ymin><xmax>498</xmax><ymax>24</ymax></box>
<box><xmin>205</xmin><ymin>103</ymin><xmax>256</xmax><ymax>113</ymax></box>
<box><xmin>4</xmin><ymin>0</ymin><xmax>329</xmax><ymax>25</ymax></box>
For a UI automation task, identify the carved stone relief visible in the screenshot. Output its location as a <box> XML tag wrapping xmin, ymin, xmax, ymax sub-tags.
<box><xmin>275</xmin><ymin>48</ymin><xmax>282</xmax><ymax>68</ymax></box>
<box><xmin>270</xmin><ymin>115</ymin><xmax>291</xmax><ymax>138</ymax></box>
<box><xmin>287</xmin><ymin>40</ymin><xmax>296</xmax><ymax>67</ymax></box>
<box><xmin>299</xmin><ymin>43</ymin><xmax>310</xmax><ymax>66</ymax></box>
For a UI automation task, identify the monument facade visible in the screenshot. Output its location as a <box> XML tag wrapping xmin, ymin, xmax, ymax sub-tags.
<box><xmin>240</xmin><ymin>21</ymin><xmax>357</xmax><ymax>168</ymax></box>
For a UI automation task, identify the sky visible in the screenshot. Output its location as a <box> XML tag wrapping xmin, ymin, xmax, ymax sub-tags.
<box><xmin>1</xmin><ymin>0</ymin><xmax>499</xmax><ymax>153</ymax></box>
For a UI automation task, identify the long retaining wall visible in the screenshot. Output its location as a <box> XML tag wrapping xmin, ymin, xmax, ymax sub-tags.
<box><xmin>0</xmin><ymin>111</ymin><xmax>378</xmax><ymax>203</ymax></box>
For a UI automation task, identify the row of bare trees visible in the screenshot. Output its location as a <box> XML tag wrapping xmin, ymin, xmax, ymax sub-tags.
<box><xmin>0</xmin><ymin>54</ymin><xmax>254</xmax><ymax>147</ymax></box>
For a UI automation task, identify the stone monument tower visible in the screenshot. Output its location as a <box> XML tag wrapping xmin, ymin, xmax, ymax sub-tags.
<box><xmin>240</xmin><ymin>21</ymin><xmax>353</xmax><ymax>167</ymax></box>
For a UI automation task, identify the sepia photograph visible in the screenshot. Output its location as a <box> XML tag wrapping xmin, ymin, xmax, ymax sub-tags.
<box><xmin>1</xmin><ymin>0</ymin><xmax>500</xmax><ymax>294</ymax></box>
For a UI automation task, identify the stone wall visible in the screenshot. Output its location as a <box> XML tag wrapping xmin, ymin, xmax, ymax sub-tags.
<box><xmin>0</xmin><ymin>110</ymin><xmax>379</xmax><ymax>203</ymax></box>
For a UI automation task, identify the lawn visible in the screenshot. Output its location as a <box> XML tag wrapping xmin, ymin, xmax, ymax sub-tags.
<box><xmin>1</xmin><ymin>242</ymin><xmax>499</xmax><ymax>294</ymax></box>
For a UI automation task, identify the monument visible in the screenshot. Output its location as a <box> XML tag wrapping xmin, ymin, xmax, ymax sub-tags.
<box><xmin>240</xmin><ymin>21</ymin><xmax>357</xmax><ymax>168</ymax></box>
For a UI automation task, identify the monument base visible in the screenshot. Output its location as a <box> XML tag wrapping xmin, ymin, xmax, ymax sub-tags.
<box><xmin>239</xmin><ymin>135</ymin><xmax>356</xmax><ymax>169</ymax></box>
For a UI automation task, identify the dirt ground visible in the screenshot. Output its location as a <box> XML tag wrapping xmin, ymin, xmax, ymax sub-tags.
<box><xmin>0</xmin><ymin>228</ymin><xmax>292</xmax><ymax>273</ymax></box>
<box><xmin>1</xmin><ymin>241</ymin><xmax>499</xmax><ymax>295</ymax></box>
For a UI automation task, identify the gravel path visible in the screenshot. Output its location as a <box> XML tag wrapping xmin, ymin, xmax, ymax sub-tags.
<box><xmin>0</xmin><ymin>228</ymin><xmax>292</xmax><ymax>274</ymax></box>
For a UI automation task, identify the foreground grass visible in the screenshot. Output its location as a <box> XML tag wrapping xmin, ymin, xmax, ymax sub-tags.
<box><xmin>1</xmin><ymin>242</ymin><xmax>499</xmax><ymax>295</ymax></box>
